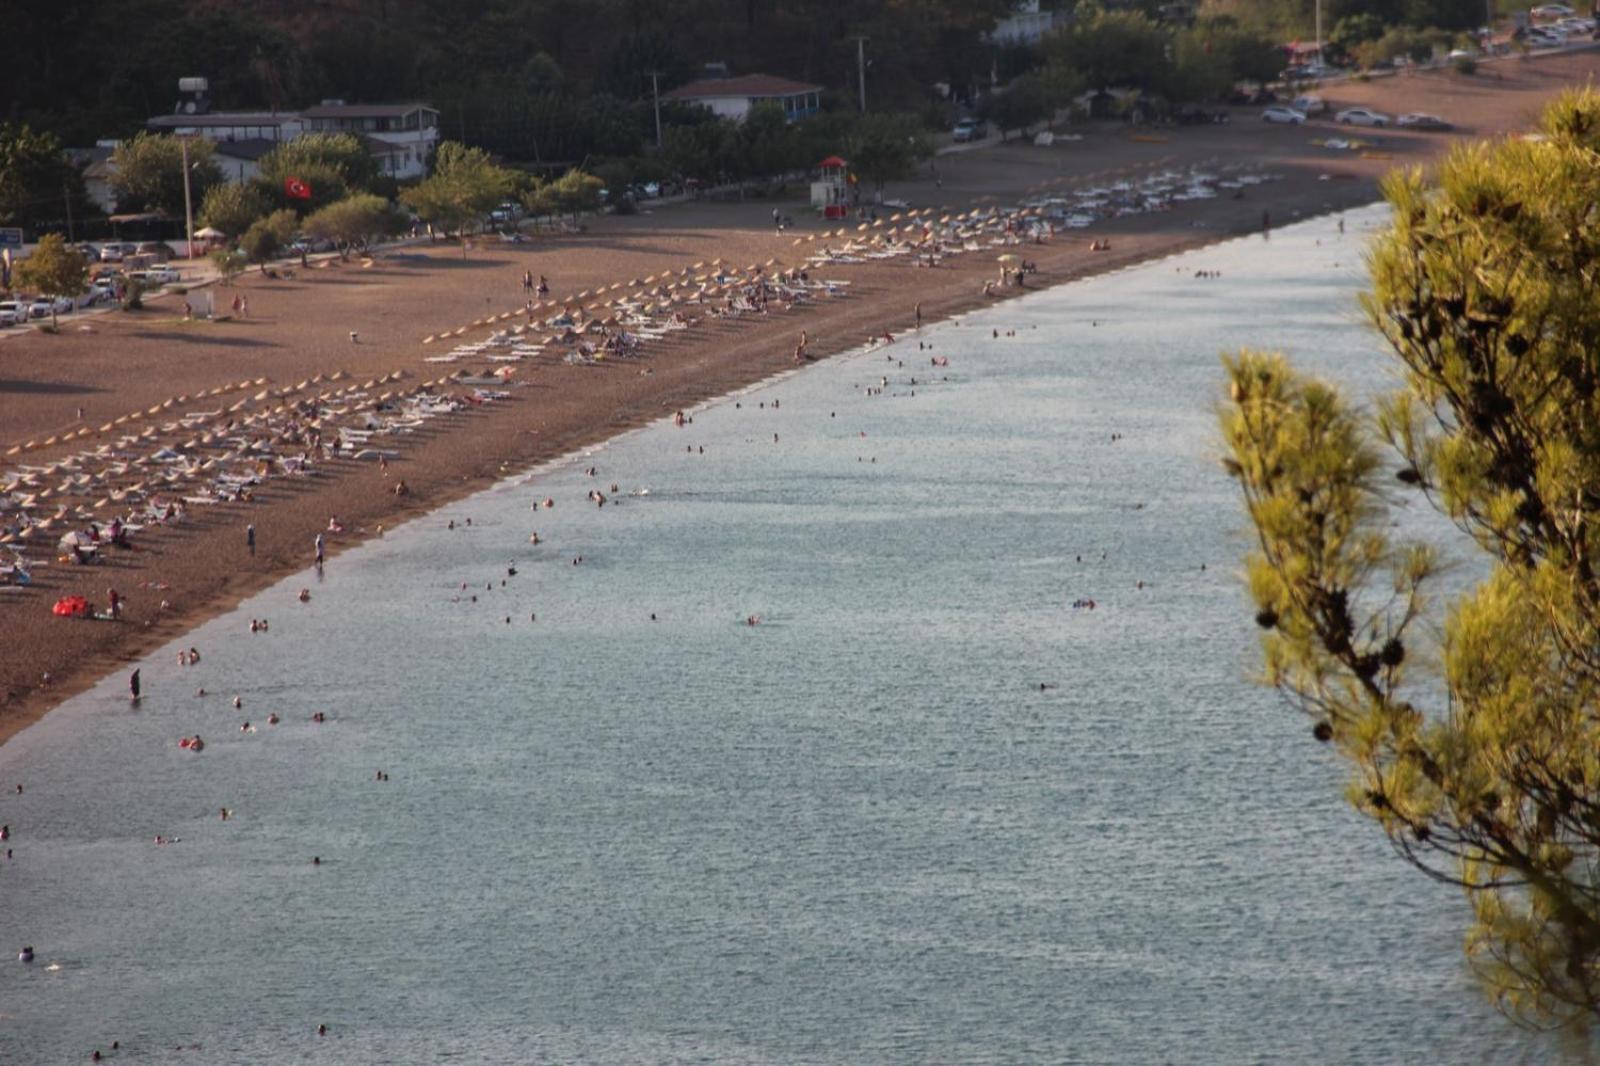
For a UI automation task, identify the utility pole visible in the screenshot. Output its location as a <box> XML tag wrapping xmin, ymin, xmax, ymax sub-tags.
<box><xmin>647</xmin><ymin>71</ymin><xmax>663</xmax><ymax>150</ymax></box>
<box><xmin>1314</xmin><ymin>0</ymin><xmax>1322</xmax><ymax>63</ymax></box>
<box><xmin>180</xmin><ymin>136</ymin><xmax>195</xmax><ymax>260</ymax></box>
<box><xmin>851</xmin><ymin>36</ymin><xmax>869</xmax><ymax>114</ymax></box>
<box><xmin>63</xmin><ymin>183</ymin><xmax>74</xmax><ymax>243</ymax></box>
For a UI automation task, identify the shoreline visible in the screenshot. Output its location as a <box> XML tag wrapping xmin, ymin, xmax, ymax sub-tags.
<box><xmin>0</xmin><ymin>192</ymin><xmax>1376</xmax><ymax>748</ymax></box>
<box><xmin>4</xmin><ymin>51</ymin><xmax>1597</xmax><ymax>747</ymax></box>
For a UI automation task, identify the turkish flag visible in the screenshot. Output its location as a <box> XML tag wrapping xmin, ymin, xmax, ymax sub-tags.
<box><xmin>284</xmin><ymin>176</ymin><xmax>312</xmax><ymax>200</ymax></box>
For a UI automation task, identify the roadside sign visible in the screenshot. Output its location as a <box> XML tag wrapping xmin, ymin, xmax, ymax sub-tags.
<box><xmin>0</xmin><ymin>228</ymin><xmax>22</xmax><ymax>251</ymax></box>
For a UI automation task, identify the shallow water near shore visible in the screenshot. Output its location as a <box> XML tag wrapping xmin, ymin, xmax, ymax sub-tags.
<box><xmin>0</xmin><ymin>205</ymin><xmax>1563</xmax><ymax>1063</ymax></box>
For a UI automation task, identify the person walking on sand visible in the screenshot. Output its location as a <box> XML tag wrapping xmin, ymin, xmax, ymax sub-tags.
<box><xmin>246</xmin><ymin>523</ymin><xmax>256</xmax><ymax>556</ymax></box>
<box><xmin>314</xmin><ymin>532</ymin><xmax>325</xmax><ymax>568</ymax></box>
<box><xmin>914</xmin><ymin>302</ymin><xmax>922</xmax><ymax>330</ymax></box>
<box><xmin>240</xmin><ymin>295</ymin><xmax>249</xmax><ymax>317</ymax></box>
<box><xmin>129</xmin><ymin>669</ymin><xmax>140</xmax><ymax>702</ymax></box>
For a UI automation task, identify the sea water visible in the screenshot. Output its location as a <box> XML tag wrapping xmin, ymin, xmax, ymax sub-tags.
<box><xmin>0</xmin><ymin>206</ymin><xmax>1565</xmax><ymax>1063</ymax></box>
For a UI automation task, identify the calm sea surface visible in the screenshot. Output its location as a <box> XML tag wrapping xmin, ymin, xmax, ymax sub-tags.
<box><xmin>0</xmin><ymin>206</ymin><xmax>1567</xmax><ymax>1063</ymax></box>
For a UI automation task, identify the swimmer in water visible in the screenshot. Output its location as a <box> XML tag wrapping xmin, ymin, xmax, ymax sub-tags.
<box><xmin>233</xmin><ymin>696</ymin><xmax>242</xmax><ymax>709</ymax></box>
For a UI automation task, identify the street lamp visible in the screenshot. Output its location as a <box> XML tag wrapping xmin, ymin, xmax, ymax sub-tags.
<box><xmin>180</xmin><ymin>136</ymin><xmax>196</xmax><ymax>260</ymax></box>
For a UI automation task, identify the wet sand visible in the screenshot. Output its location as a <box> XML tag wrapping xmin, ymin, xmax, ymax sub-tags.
<box><xmin>1</xmin><ymin>51</ymin><xmax>1594</xmax><ymax>745</ymax></box>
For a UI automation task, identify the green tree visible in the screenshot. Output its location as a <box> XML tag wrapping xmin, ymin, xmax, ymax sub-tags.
<box><xmin>984</xmin><ymin>73</ymin><xmax>1050</xmax><ymax>141</ymax></box>
<box><xmin>400</xmin><ymin>142</ymin><xmax>515</xmax><ymax>239</ymax></box>
<box><xmin>109</xmin><ymin>133</ymin><xmax>221</xmax><ymax>217</ymax></box>
<box><xmin>1219</xmin><ymin>90</ymin><xmax>1600</xmax><ymax>1027</ymax></box>
<box><xmin>845</xmin><ymin>114</ymin><xmax>932</xmax><ymax>196</ymax></box>
<box><xmin>239</xmin><ymin>208</ymin><xmax>298</xmax><ymax>273</ymax></box>
<box><xmin>302</xmin><ymin>193</ymin><xmax>402</xmax><ymax>259</ymax></box>
<box><xmin>0</xmin><ymin>123</ymin><xmax>92</xmax><ymax>235</ymax></box>
<box><xmin>1043</xmin><ymin>8</ymin><xmax>1169</xmax><ymax>93</ymax></box>
<box><xmin>544</xmin><ymin>169</ymin><xmax>605</xmax><ymax>221</ymax></box>
<box><xmin>199</xmin><ymin>182</ymin><xmax>270</xmax><ymax>238</ymax></box>
<box><xmin>252</xmin><ymin>133</ymin><xmax>375</xmax><ymax>216</ymax></box>
<box><xmin>14</xmin><ymin>234</ymin><xmax>89</xmax><ymax>327</ymax></box>
<box><xmin>209</xmin><ymin>247</ymin><xmax>247</xmax><ymax>286</ymax></box>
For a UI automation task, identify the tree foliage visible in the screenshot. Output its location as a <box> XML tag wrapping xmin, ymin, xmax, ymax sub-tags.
<box><xmin>302</xmin><ymin>193</ymin><xmax>402</xmax><ymax>259</ymax></box>
<box><xmin>240</xmin><ymin>208</ymin><xmax>298</xmax><ymax>272</ymax></box>
<box><xmin>109</xmin><ymin>133</ymin><xmax>223</xmax><ymax>217</ymax></box>
<box><xmin>1043</xmin><ymin>8</ymin><xmax>1170</xmax><ymax>93</ymax></box>
<box><xmin>199</xmin><ymin>182</ymin><xmax>270</xmax><ymax>237</ymax></box>
<box><xmin>984</xmin><ymin>74</ymin><xmax>1051</xmax><ymax>140</ymax></box>
<box><xmin>13</xmin><ymin>234</ymin><xmax>89</xmax><ymax>327</ymax></box>
<box><xmin>0</xmin><ymin>123</ymin><xmax>93</xmax><ymax>235</ymax></box>
<box><xmin>209</xmin><ymin>247</ymin><xmax>247</xmax><ymax>286</ymax></box>
<box><xmin>1219</xmin><ymin>91</ymin><xmax>1600</xmax><ymax>1027</ymax></box>
<box><xmin>401</xmin><ymin>141</ymin><xmax>516</xmax><ymax>236</ymax></box>
<box><xmin>252</xmin><ymin>133</ymin><xmax>374</xmax><ymax>216</ymax></box>
<box><xmin>845</xmin><ymin>113</ymin><xmax>931</xmax><ymax>193</ymax></box>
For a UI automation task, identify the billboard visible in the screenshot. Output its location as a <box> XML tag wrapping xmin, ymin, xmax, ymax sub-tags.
<box><xmin>0</xmin><ymin>228</ymin><xmax>22</xmax><ymax>251</ymax></box>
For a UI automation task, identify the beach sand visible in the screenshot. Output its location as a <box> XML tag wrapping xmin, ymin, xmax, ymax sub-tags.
<box><xmin>1</xmin><ymin>52</ymin><xmax>1594</xmax><ymax>745</ymax></box>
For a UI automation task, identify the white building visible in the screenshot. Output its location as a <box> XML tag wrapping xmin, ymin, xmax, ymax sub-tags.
<box><xmin>144</xmin><ymin>101</ymin><xmax>440</xmax><ymax>181</ymax></box>
<box><xmin>147</xmin><ymin>111</ymin><xmax>307</xmax><ymax>143</ymax></box>
<box><xmin>991</xmin><ymin>0</ymin><xmax>1059</xmax><ymax>44</ymax></box>
<box><xmin>664</xmin><ymin>75</ymin><xmax>824</xmax><ymax>123</ymax></box>
<box><xmin>300</xmin><ymin>102</ymin><xmax>441</xmax><ymax>179</ymax></box>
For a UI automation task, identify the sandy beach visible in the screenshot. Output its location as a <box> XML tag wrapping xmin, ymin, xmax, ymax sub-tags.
<box><xmin>1</xmin><ymin>51</ymin><xmax>1595</xmax><ymax>746</ymax></box>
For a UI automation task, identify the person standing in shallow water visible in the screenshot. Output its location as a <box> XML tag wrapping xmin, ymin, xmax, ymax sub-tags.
<box><xmin>129</xmin><ymin>669</ymin><xmax>140</xmax><ymax>701</ymax></box>
<box><xmin>314</xmin><ymin>532</ymin><xmax>325</xmax><ymax>568</ymax></box>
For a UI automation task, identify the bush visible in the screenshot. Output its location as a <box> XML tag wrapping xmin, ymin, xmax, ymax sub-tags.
<box><xmin>1453</xmin><ymin>56</ymin><xmax>1478</xmax><ymax>75</ymax></box>
<box><xmin>122</xmin><ymin>279</ymin><xmax>145</xmax><ymax>311</ymax></box>
<box><xmin>611</xmin><ymin>195</ymin><xmax>638</xmax><ymax>216</ymax></box>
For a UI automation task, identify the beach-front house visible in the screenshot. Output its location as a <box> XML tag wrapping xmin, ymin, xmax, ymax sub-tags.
<box><xmin>665</xmin><ymin>74</ymin><xmax>824</xmax><ymax>123</ymax></box>
<box><xmin>143</xmin><ymin>101</ymin><xmax>439</xmax><ymax>181</ymax></box>
<box><xmin>300</xmin><ymin>102</ymin><xmax>440</xmax><ymax>179</ymax></box>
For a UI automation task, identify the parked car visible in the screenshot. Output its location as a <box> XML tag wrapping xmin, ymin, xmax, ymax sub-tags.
<box><xmin>127</xmin><ymin>267</ymin><xmax>180</xmax><ymax>286</ymax></box>
<box><xmin>97</xmin><ymin>242</ymin><xmax>132</xmax><ymax>262</ymax></box>
<box><xmin>1532</xmin><ymin>3</ymin><xmax>1575</xmax><ymax>17</ymax></box>
<box><xmin>29</xmin><ymin>296</ymin><xmax>73</xmax><ymax>317</ymax></box>
<box><xmin>0</xmin><ymin>302</ymin><xmax>21</xmax><ymax>326</ymax></box>
<box><xmin>1291</xmin><ymin>94</ymin><xmax>1327</xmax><ymax>115</ymax></box>
<box><xmin>1261</xmin><ymin>106</ymin><xmax>1307</xmax><ymax>124</ymax></box>
<box><xmin>134</xmin><ymin>241</ymin><xmax>174</xmax><ymax>262</ymax></box>
<box><xmin>1335</xmin><ymin>107</ymin><xmax>1390</xmax><ymax>126</ymax></box>
<box><xmin>951</xmin><ymin>118</ymin><xmax>988</xmax><ymax>142</ymax></box>
<box><xmin>89</xmin><ymin>281</ymin><xmax>117</xmax><ymax>303</ymax></box>
<box><xmin>1397</xmin><ymin>112</ymin><xmax>1454</xmax><ymax>130</ymax></box>
<box><xmin>1174</xmin><ymin>104</ymin><xmax>1229</xmax><ymax>125</ymax></box>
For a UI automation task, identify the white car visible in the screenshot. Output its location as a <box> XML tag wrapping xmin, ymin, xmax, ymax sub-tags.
<box><xmin>96</xmin><ymin>242</ymin><xmax>132</xmax><ymax>262</ymax></box>
<box><xmin>1291</xmin><ymin>94</ymin><xmax>1327</xmax><ymax>115</ymax></box>
<box><xmin>1533</xmin><ymin>3</ymin><xmax>1574</xmax><ymax>16</ymax></box>
<box><xmin>1335</xmin><ymin>107</ymin><xmax>1390</xmax><ymax>126</ymax></box>
<box><xmin>1262</xmin><ymin>106</ymin><xmax>1307</xmax><ymax>124</ymax></box>
<box><xmin>34</xmin><ymin>296</ymin><xmax>73</xmax><ymax>315</ymax></box>
<box><xmin>129</xmin><ymin>267</ymin><xmax>181</xmax><ymax>286</ymax></box>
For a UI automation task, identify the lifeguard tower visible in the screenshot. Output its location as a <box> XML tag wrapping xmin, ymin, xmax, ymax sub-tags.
<box><xmin>811</xmin><ymin>155</ymin><xmax>850</xmax><ymax>220</ymax></box>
